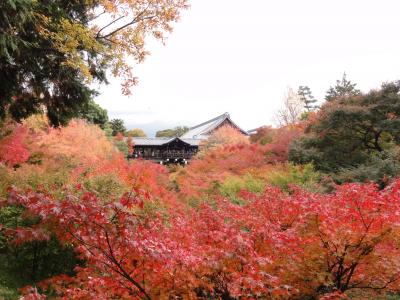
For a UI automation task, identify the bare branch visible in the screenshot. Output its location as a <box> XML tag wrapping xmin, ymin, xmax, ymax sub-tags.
<box><xmin>98</xmin><ymin>15</ymin><xmax>157</xmax><ymax>39</ymax></box>
<box><xmin>96</xmin><ymin>15</ymin><xmax>126</xmax><ymax>38</ymax></box>
<box><xmin>97</xmin><ymin>3</ymin><xmax>155</xmax><ymax>40</ymax></box>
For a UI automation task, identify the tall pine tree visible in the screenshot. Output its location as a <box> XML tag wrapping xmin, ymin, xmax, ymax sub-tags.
<box><xmin>325</xmin><ymin>73</ymin><xmax>361</xmax><ymax>101</ymax></box>
<box><xmin>298</xmin><ymin>86</ymin><xmax>318</xmax><ymax>111</ymax></box>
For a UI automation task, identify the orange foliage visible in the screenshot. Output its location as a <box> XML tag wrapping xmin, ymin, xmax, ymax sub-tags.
<box><xmin>200</xmin><ymin>125</ymin><xmax>249</xmax><ymax>154</ymax></box>
<box><xmin>85</xmin><ymin>154</ymin><xmax>174</xmax><ymax>203</ymax></box>
<box><xmin>36</xmin><ymin>119</ymin><xmax>115</xmax><ymax>165</ymax></box>
<box><xmin>176</xmin><ymin>143</ymin><xmax>269</xmax><ymax>200</ymax></box>
<box><xmin>176</xmin><ymin>121</ymin><xmax>310</xmax><ymax>202</ymax></box>
<box><xmin>0</xmin><ymin>118</ymin><xmax>174</xmax><ymax>203</ymax></box>
<box><xmin>127</xmin><ymin>136</ymin><xmax>134</xmax><ymax>155</ymax></box>
<box><xmin>250</xmin><ymin>124</ymin><xmax>305</xmax><ymax>163</ymax></box>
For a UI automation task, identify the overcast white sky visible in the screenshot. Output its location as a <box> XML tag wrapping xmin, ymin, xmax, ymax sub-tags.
<box><xmin>95</xmin><ymin>0</ymin><xmax>400</xmax><ymax>136</ymax></box>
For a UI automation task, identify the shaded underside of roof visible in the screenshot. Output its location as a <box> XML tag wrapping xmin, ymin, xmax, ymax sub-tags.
<box><xmin>181</xmin><ymin>112</ymin><xmax>249</xmax><ymax>139</ymax></box>
<box><xmin>180</xmin><ymin>138</ymin><xmax>203</xmax><ymax>146</ymax></box>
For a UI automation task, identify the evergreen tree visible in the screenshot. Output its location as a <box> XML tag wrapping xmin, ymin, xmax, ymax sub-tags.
<box><xmin>298</xmin><ymin>86</ymin><xmax>318</xmax><ymax>111</ymax></box>
<box><xmin>325</xmin><ymin>73</ymin><xmax>361</xmax><ymax>101</ymax></box>
<box><xmin>290</xmin><ymin>81</ymin><xmax>400</xmax><ymax>184</ymax></box>
<box><xmin>109</xmin><ymin>119</ymin><xmax>126</xmax><ymax>136</ymax></box>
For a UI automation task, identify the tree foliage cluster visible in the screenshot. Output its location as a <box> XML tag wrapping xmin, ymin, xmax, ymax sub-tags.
<box><xmin>156</xmin><ymin>126</ymin><xmax>189</xmax><ymax>137</ymax></box>
<box><xmin>0</xmin><ymin>117</ymin><xmax>162</xmax><ymax>201</ymax></box>
<box><xmin>106</xmin><ymin>119</ymin><xmax>148</xmax><ymax>138</ymax></box>
<box><xmin>289</xmin><ymin>81</ymin><xmax>400</xmax><ymax>185</ymax></box>
<box><xmin>0</xmin><ymin>0</ymin><xmax>188</xmax><ymax>126</ymax></box>
<box><xmin>265</xmin><ymin>74</ymin><xmax>400</xmax><ymax>186</ymax></box>
<box><xmin>276</xmin><ymin>73</ymin><xmax>361</xmax><ymax>126</ymax></box>
<box><xmin>126</xmin><ymin>128</ymin><xmax>147</xmax><ymax>137</ymax></box>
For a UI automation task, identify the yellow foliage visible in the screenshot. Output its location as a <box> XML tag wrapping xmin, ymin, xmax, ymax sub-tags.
<box><xmin>35</xmin><ymin>0</ymin><xmax>189</xmax><ymax>91</ymax></box>
<box><xmin>22</xmin><ymin>114</ymin><xmax>49</xmax><ymax>134</ymax></box>
<box><xmin>37</xmin><ymin>15</ymin><xmax>103</xmax><ymax>82</ymax></box>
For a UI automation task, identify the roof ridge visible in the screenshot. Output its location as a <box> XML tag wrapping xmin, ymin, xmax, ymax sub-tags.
<box><xmin>189</xmin><ymin>112</ymin><xmax>229</xmax><ymax>130</ymax></box>
<box><xmin>193</xmin><ymin>115</ymin><xmax>228</xmax><ymax>138</ymax></box>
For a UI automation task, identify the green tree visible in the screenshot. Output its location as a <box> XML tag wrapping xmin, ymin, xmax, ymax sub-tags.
<box><xmin>298</xmin><ymin>85</ymin><xmax>318</xmax><ymax>111</ymax></box>
<box><xmin>325</xmin><ymin>73</ymin><xmax>361</xmax><ymax>101</ymax></box>
<box><xmin>109</xmin><ymin>119</ymin><xmax>126</xmax><ymax>136</ymax></box>
<box><xmin>156</xmin><ymin>126</ymin><xmax>189</xmax><ymax>137</ymax></box>
<box><xmin>77</xmin><ymin>100</ymin><xmax>109</xmax><ymax>129</ymax></box>
<box><xmin>290</xmin><ymin>81</ymin><xmax>400</xmax><ymax>184</ymax></box>
<box><xmin>0</xmin><ymin>0</ymin><xmax>187</xmax><ymax>125</ymax></box>
<box><xmin>126</xmin><ymin>128</ymin><xmax>147</xmax><ymax>137</ymax></box>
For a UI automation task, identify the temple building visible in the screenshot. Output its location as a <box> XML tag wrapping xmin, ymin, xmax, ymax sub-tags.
<box><xmin>129</xmin><ymin>112</ymin><xmax>249</xmax><ymax>164</ymax></box>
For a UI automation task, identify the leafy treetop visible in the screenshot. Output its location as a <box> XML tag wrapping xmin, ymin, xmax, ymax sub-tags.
<box><xmin>126</xmin><ymin>128</ymin><xmax>147</xmax><ymax>137</ymax></box>
<box><xmin>109</xmin><ymin>119</ymin><xmax>127</xmax><ymax>136</ymax></box>
<box><xmin>77</xmin><ymin>100</ymin><xmax>109</xmax><ymax>129</ymax></box>
<box><xmin>155</xmin><ymin>126</ymin><xmax>189</xmax><ymax>137</ymax></box>
<box><xmin>325</xmin><ymin>73</ymin><xmax>361</xmax><ymax>101</ymax></box>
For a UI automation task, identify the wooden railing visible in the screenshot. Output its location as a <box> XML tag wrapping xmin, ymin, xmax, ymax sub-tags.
<box><xmin>131</xmin><ymin>151</ymin><xmax>197</xmax><ymax>160</ymax></box>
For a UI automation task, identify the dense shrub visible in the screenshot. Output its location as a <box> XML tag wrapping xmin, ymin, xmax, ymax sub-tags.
<box><xmin>251</xmin><ymin>124</ymin><xmax>306</xmax><ymax>163</ymax></box>
<box><xmin>334</xmin><ymin>149</ymin><xmax>400</xmax><ymax>187</ymax></box>
<box><xmin>175</xmin><ymin>143</ymin><xmax>269</xmax><ymax>202</ymax></box>
<box><xmin>264</xmin><ymin>163</ymin><xmax>322</xmax><ymax>192</ymax></box>
<box><xmin>219</xmin><ymin>174</ymin><xmax>264</xmax><ymax>204</ymax></box>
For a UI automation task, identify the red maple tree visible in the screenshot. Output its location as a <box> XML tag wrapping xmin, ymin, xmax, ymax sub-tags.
<box><xmin>0</xmin><ymin>125</ymin><xmax>30</xmax><ymax>167</ymax></box>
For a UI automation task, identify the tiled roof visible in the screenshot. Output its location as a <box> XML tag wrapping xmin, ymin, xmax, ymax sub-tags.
<box><xmin>129</xmin><ymin>137</ymin><xmax>173</xmax><ymax>146</ymax></box>
<box><xmin>128</xmin><ymin>137</ymin><xmax>202</xmax><ymax>146</ymax></box>
<box><xmin>180</xmin><ymin>112</ymin><xmax>249</xmax><ymax>139</ymax></box>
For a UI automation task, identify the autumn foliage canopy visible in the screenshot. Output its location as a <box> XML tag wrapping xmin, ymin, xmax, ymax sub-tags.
<box><xmin>5</xmin><ymin>179</ymin><xmax>400</xmax><ymax>299</ymax></box>
<box><xmin>1</xmin><ymin>116</ymin><xmax>400</xmax><ymax>299</ymax></box>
